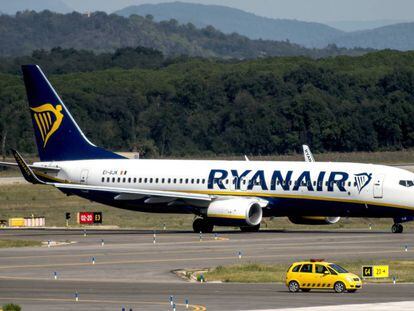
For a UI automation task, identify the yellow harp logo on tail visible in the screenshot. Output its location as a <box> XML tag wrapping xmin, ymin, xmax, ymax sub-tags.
<box><xmin>31</xmin><ymin>104</ymin><xmax>64</xmax><ymax>148</ymax></box>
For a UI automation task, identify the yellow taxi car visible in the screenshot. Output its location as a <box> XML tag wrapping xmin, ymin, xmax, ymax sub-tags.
<box><xmin>286</xmin><ymin>259</ymin><xmax>362</xmax><ymax>293</ymax></box>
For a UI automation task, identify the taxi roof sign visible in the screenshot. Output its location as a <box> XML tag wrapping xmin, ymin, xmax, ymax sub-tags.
<box><xmin>310</xmin><ymin>259</ymin><xmax>325</xmax><ymax>262</ymax></box>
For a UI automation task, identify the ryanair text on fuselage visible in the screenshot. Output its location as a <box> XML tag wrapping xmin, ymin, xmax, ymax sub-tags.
<box><xmin>208</xmin><ymin>169</ymin><xmax>372</xmax><ymax>193</ymax></box>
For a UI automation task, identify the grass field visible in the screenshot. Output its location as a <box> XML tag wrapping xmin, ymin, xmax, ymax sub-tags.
<box><xmin>0</xmin><ymin>239</ymin><xmax>41</xmax><ymax>248</ymax></box>
<box><xmin>203</xmin><ymin>260</ymin><xmax>414</xmax><ymax>283</ymax></box>
<box><xmin>0</xmin><ymin>184</ymin><xmax>410</xmax><ymax>230</ymax></box>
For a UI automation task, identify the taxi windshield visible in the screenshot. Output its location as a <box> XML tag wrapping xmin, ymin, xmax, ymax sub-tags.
<box><xmin>329</xmin><ymin>264</ymin><xmax>348</xmax><ymax>273</ymax></box>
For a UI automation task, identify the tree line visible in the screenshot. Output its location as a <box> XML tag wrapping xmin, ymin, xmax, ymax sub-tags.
<box><xmin>1</xmin><ymin>49</ymin><xmax>414</xmax><ymax>159</ymax></box>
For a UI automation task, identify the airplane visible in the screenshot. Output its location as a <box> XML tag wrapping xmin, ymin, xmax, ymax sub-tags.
<box><xmin>1</xmin><ymin>65</ymin><xmax>414</xmax><ymax>234</ymax></box>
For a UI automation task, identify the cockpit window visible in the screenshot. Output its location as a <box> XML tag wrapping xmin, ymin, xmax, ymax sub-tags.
<box><xmin>399</xmin><ymin>180</ymin><xmax>414</xmax><ymax>187</ymax></box>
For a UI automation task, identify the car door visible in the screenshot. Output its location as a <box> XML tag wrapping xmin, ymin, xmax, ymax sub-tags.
<box><xmin>298</xmin><ymin>263</ymin><xmax>315</xmax><ymax>288</ymax></box>
<box><xmin>315</xmin><ymin>264</ymin><xmax>334</xmax><ymax>289</ymax></box>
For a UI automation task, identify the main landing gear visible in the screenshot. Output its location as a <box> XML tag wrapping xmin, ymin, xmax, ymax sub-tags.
<box><xmin>193</xmin><ymin>218</ymin><xmax>214</xmax><ymax>233</ymax></box>
<box><xmin>240</xmin><ymin>224</ymin><xmax>261</xmax><ymax>232</ymax></box>
<box><xmin>392</xmin><ymin>223</ymin><xmax>403</xmax><ymax>234</ymax></box>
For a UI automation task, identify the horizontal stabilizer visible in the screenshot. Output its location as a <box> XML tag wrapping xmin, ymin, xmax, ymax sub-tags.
<box><xmin>0</xmin><ymin>161</ymin><xmax>61</xmax><ymax>172</ymax></box>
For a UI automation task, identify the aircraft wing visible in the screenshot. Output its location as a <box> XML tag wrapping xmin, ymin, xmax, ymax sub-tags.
<box><xmin>0</xmin><ymin>161</ymin><xmax>61</xmax><ymax>172</ymax></box>
<box><xmin>55</xmin><ymin>183</ymin><xmax>212</xmax><ymax>202</ymax></box>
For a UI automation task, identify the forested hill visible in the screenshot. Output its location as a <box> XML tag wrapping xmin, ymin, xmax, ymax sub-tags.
<box><xmin>115</xmin><ymin>2</ymin><xmax>343</xmax><ymax>48</ymax></box>
<box><xmin>1</xmin><ymin>49</ymin><xmax>414</xmax><ymax>158</ymax></box>
<box><xmin>115</xmin><ymin>2</ymin><xmax>414</xmax><ymax>50</ymax></box>
<box><xmin>0</xmin><ymin>10</ymin><xmax>368</xmax><ymax>58</ymax></box>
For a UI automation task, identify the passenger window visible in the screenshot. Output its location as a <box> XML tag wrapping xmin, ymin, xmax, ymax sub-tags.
<box><xmin>112</xmin><ymin>177</ymin><xmax>115</xmax><ymax>183</ymax></box>
<box><xmin>117</xmin><ymin>178</ymin><xmax>121</xmax><ymax>183</ymax></box>
<box><xmin>128</xmin><ymin>178</ymin><xmax>131</xmax><ymax>183</ymax></box>
<box><xmin>191</xmin><ymin>179</ymin><xmax>194</xmax><ymax>184</ymax></box>
<box><xmin>162</xmin><ymin>178</ymin><xmax>165</xmax><ymax>183</ymax></box>
<box><xmin>155</xmin><ymin>178</ymin><xmax>158</xmax><ymax>183</ymax></box>
<box><xmin>106</xmin><ymin>177</ymin><xmax>110</xmax><ymax>182</ymax></box>
<box><xmin>202</xmin><ymin>179</ymin><xmax>205</xmax><ymax>184</ymax></box>
<box><xmin>300</xmin><ymin>264</ymin><xmax>313</xmax><ymax>273</ymax></box>
<box><xmin>315</xmin><ymin>265</ymin><xmax>328</xmax><ymax>274</ymax></box>
<box><xmin>139</xmin><ymin>178</ymin><xmax>142</xmax><ymax>183</ymax></box>
<box><xmin>196</xmin><ymin>179</ymin><xmax>200</xmax><ymax>184</ymax></box>
<box><xmin>185</xmin><ymin>178</ymin><xmax>189</xmax><ymax>184</ymax></box>
<box><xmin>292</xmin><ymin>264</ymin><xmax>301</xmax><ymax>272</ymax></box>
<box><xmin>180</xmin><ymin>179</ymin><xmax>183</xmax><ymax>184</ymax></box>
<box><xmin>101</xmin><ymin>177</ymin><xmax>105</xmax><ymax>182</ymax></box>
<box><xmin>122</xmin><ymin>178</ymin><xmax>126</xmax><ymax>183</ymax></box>
<box><xmin>144</xmin><ymin>178</ymin><xmax>148</xmax><ymax>183</ymax></box>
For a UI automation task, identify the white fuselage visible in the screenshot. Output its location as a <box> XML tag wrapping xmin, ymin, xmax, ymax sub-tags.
<box><xmin>35</xmin><ymin>159</ymin><xmax>414</xmax><ymax>217</ymax></box>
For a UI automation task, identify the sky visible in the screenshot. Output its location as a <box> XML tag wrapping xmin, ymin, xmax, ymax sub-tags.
<box><xmin>63</xmin><ymin>0</ymin><xmax>414</xmax><ymax>22</ymax></box>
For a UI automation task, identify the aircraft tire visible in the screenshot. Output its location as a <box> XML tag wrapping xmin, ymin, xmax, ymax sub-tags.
<box><xmin>193</xmin><ymin>218</ymin><xmax>214</xmax><ymax>233</ymax></box>
<box><xmin>392</xmin><ymin>223</ymin><xmax>403</xmax><ymax>234</ymax></box>
<box><xmin>240</xmin><ymin>224</ymin><xmax>260</xmax><ymax>232</ymax></box>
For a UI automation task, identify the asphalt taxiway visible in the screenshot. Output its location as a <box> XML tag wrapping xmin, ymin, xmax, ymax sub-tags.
<box><xmin>1</xmin><ymin>229</ymin><xmax>414</xmax><ymax>310</ymax></box>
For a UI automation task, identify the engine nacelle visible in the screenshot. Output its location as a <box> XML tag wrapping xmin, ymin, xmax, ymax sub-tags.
<box><xmin>206</xmin><ymin>198</ymin><xmax>263</xmax><ymax>227</ymax></box>
<box><xmin>288</xmin><ymin>216</ymin><xmax>341</xmax><ymax>225</ymax></box>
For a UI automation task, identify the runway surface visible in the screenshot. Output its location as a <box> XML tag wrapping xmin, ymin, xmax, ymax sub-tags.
<box><xmin>1</xmin><ymin>229</ymin><xmax>414</xmax><ymax>310</ymax></box>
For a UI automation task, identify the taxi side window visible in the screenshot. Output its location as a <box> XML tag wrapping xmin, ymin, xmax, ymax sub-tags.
<box><xmin>315</xmin><ymin>264</ymin><xmax>328</xmax><ymax>274</ymax></box>
<box><xmin>328</xmin><ymin>267</ymin><xmax>338</xmax><ymax>275</ymax></box>
<box><xmin>292</xmin><ymin>264</ymin><xmax>302</xmax><ymax>272</ymax></box>
<box><xmin>299</xmin><ymin>264</ymin><xmax>313</xmax><ymax>273</ymax></box>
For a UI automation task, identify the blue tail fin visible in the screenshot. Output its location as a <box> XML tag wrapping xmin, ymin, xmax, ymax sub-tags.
<box><xmin>22</xmin><ymin>65</ymin><xmax>125</xmax><ymax>162</ymax></box>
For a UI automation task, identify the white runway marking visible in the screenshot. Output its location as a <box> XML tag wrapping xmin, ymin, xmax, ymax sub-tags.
<box><xmin>247</xmin><ymin>301</ymin><xmax>414</xmax><ymax>311</ymax></box>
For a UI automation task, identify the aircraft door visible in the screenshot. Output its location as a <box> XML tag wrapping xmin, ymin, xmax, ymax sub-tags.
<box><xmin>373</xmin><ymin>174</ymin><xmax>384</xmax><ymax>199</ymax></box>
<box><xmin>80</xmin><ymin>169</ymin><xmax>89</xmax><ymax>184</ymax></box>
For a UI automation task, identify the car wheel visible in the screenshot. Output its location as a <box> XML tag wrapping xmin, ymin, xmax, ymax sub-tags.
<box><xmin>301</xmin><ymin>288</ymin><xmax>311</xmax><ymax>292</ymax></box>
<box><xmin>288</xmin><ymin>281</ymin><xmax>300</xmax><ymax>293</ymax></box>
<box><xmin>347</xmin><ymin>289</ymin><xmax>357</xmax><ymax>293</ymax></box>
<box><xmin>334</xmin><ymin>281</ymin><xmax>346</xmax><ymax>293</ymax></box>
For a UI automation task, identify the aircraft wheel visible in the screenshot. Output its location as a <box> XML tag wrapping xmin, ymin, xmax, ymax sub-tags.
<box><xmin>240</xmin><ymin>224</ymin><xmax>260</xmax><ymax>232</ymax></box>
<box><xmin>392</xmin><ymin>223</ymin><xmax>403</xmax><ymax>234</ymax></box>
<box><xmin>193</xmin><ymin>218</ymin><xmax>214</xmax><ymax>233</ymax></box>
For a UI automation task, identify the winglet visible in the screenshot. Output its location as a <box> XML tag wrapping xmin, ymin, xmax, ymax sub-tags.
<box><xmin>11</xmin><ymin>149</ymin><xmax>45</xmax><ymax>185</ymax></box>
<box><xmin>302</xmin><ymin>145</ymin><xmax>315</xmax><ymax>162</ymax></box>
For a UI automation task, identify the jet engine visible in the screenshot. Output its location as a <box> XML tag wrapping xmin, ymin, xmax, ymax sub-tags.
<box><xmin>206</xmin><ymin>198</ymin><xmax>263</xmax><ymax>227</ymax></box>
<box><xmin>288</xmin><ymin>216</ymin><xmax>341</xmax><ymax>225</ymax></box>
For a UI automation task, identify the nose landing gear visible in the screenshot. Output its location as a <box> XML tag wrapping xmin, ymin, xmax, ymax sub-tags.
<box><xmin>391</xmin><ymin>223</ymin><xmax>403</xmax><ymax>234</ymax></box>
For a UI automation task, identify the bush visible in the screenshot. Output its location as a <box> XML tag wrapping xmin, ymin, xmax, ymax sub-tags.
<box><xmin>2</xmin><ymin>304</ymin><xmax>21</xmax><ymax>311</ymax></box>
